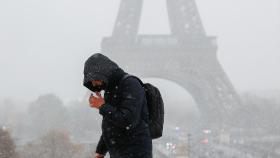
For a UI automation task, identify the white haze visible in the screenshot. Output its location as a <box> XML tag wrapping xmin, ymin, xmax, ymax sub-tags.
<box><xmin>0</xmin><ymin>0</ymin><xmax>279</xmax><ymax>102</ymax></box>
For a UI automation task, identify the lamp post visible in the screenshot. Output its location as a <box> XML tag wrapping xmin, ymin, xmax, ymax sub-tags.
<box><xmin>187</xmin><ymin>133</ymin><xmax>192</xmax><ymax>158</ymax></box>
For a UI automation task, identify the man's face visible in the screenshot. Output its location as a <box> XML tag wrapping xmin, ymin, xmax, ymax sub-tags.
<box><xmin>91</xmin><ymin>80</ymin><xmax>103</xmax><ymax>87</ymax></box>
<box><xmin>91</xmin><ymin>80</ymin><xmax>104</xmax><ymax>92</ymax></box>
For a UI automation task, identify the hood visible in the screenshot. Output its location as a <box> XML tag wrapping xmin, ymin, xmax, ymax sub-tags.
<box><xmin>83</xmin><ymin>53</ymin><xmax>124</xmax><ymax>92</ymax></box>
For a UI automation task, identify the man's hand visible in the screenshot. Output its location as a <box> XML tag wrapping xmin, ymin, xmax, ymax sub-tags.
<box><xmin>89</xmin><ymin>92</ymin><xmax>105</xmax><ymax>109</ymax></box>
<box><xmin>95</xmin><ymin>153</ymin><xmax>105</xmax><ymax>158</ymax></box>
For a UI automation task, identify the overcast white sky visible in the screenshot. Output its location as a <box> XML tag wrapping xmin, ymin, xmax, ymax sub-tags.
<box><xmin>0</xmin><ymin>0</ymin><xmax>279</xmax><ymax>102</ymax></box>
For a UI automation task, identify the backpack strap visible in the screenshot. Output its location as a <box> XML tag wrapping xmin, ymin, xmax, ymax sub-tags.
<box><xmin>119</xmin><ymin>73</ymin><xmax>144</xmax><ymax>86</ymax></box>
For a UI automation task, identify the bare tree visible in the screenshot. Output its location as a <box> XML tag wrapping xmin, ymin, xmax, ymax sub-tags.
<box><xmin>20</xmin><ymin>130</ymin><xmax>83</xmax><ymax>158</ymax></box>
<box><xmin>27</xmin><ymin>94</ymin><xmax>69</xmax><ymax>137</ymax></box>
<box><xmin>0</xmin><ymin>127</ymin><xmax>18</xmax><ymax>158</ymax></box>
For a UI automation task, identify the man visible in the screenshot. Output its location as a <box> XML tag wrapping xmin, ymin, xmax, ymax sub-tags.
<box><xmin>83</xmin><ymin>53</ymin><xmax>152</xmax><ymax>158</ymax></box>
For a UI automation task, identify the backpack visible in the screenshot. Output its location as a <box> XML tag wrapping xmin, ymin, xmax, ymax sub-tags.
<box><xmin>120</xmin><ymin>74</ymin><xmax>164</xmax><ymax>139</ymax></box>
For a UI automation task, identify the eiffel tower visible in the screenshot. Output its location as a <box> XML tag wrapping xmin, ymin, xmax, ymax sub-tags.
<box><xmin>101</xmin><ymin>0</ymin><xmax>241</xmax><ymax>125</ymax></box>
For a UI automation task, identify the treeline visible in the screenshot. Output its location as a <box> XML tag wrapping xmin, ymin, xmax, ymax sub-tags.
<box><xmin>0</xmin><ymin>93</ymin><xmax>102</xmax><ymax>158</ymax></box>
<box><xmin>0</xmin><ymin>128</ymin><xmax>97</xmax><ymax>158</ymax></box>
<box><xmin>0</xmin><ymin>94</ymin><xmax>101</xmax><ymax>140</ymax></box>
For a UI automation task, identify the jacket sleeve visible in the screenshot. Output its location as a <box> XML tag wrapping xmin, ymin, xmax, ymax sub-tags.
<box><xmin>99</xmin><ymin>77</ymin><xmax>144</xmax><ymax>130</ymax></box>
<box><xmin>96</xmin><ymin>134</ymin><xmax>108</xmax><ymax>155</ymax></box>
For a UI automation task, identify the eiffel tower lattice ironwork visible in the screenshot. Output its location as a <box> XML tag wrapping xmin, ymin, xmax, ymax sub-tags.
<box><xmin>101</xmin><ymin>0</ymin><xmax>241</xmax><ymax>124</ymax></box>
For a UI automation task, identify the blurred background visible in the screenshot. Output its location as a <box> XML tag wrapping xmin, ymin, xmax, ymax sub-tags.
<box><xmin>0</xmin><ymin>0</ymin><xmax>279</xmax><ymax>157</ymax></box>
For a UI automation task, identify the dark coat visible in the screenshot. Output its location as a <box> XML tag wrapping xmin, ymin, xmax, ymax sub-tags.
<box><xmin>83</xmin><ymin>53</ymin><xmax>152</xmax><ymax>158</ymax></box>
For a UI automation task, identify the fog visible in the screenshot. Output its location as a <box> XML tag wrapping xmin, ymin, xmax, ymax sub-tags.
<box><xmin>0</xmin><ymin>0</ymin><xmax>280</xmax><ymax>157</ymax></box>
<box><xmin>0</xmin><ymin>0</ymin><xmax>279</xmax><ymax>101</ymax></box>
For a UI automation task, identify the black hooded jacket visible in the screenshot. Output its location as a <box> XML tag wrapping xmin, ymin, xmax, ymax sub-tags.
<box><xmin>83</xmin><ymin>53</ymin><xmax>152</xmax><ymax>157</ymax></box>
